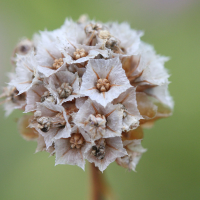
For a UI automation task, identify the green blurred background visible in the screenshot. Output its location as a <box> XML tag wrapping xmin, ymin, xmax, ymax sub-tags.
<box><xmin>0</xmin><ymin>0</ymin><xmax>200</xmax><ymax>199</ymax></box>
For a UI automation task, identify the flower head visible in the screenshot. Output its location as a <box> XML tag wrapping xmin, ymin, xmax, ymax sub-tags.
<box><xmin>0</xmin><ymin>15</ymin><xmax>173</xmax><ymax>172</ymax></box>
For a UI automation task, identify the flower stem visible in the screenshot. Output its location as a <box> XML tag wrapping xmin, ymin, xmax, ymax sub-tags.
<box><xmin>90</xmin><ymin>163</ymin><xmax>116</xmax><ymax>200</ymax></box>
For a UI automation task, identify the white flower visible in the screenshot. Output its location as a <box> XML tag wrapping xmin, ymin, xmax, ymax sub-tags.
<box><xmin>46</xmin><ymin>70</ymin><xmax>81</xmax><ymax>105</ymax></box>
<box><xmin>74</xmin><ymin>99</ymin><xmax>123</xmax><ymax>141</ymax></box>
<box><xmin>116</xmin><ymin>139</ymin><xmax>146</xmax><ymax>171</ymax></box>
<box><xmin>129</xmin><ymin>42</ymin><xmax>170</xmax><ymax>87</ymax></box>
<box><xmin>30</xmin><ymin>102</ymin><xmax>71</xmax><ymax>148</ymax></box>
<box><xmin>57</xmin><ymin>36</ymin><xmax>109</xmax><ymax>65</ymax></box>
<box><xmin>0</xmin><ymin>86</ymin><xmax>26</xmax><ymax>117</ymax></box>
<box><xmin>60</xmin><ymin>18</ymin><xmax>86</xmax><ymax>44</ymax></box>
<box><xmin>9</xmin><ymin>51</ymin><xmax>41</xmax><ymax>94</ymax></box>
<box><xmin>25</xmin><ymin>84</ymin><xmax>56</xmax><ymax>113</ymax></box>
<box><xmin>80</xmin><ymin>57</ymin><xmax>131</xmax><ymax>107</ymax></box>
<box><xmin>35</xmin><ymin>134</ymin><xmax>55</xmax><ymax>156</ymax></box>
<box><xmin>0</xmin><ymin>15</ymin><xmax>174</xmax><ymax>172</ymax></box>
<box><xmin>84</xmin><ymin>22</ymin><xmax>108</xmax><ymax>46</ymax></box>
<box><xmin>55</xmin><ymin>126</ymin><xmax>92</xmax><ymax>170</ymax></box>
<box><xmin>106</xmin><ymin>22</ymin><xmax>143</xmax><ymax>55</ymax></box>
<box><xmin>145</xmin><ymin>84</ymin><xmax>174</xmax><ymax>110</ymax></box>
<box><xmin>0</xmin><ymin>73</ymin><xmax>26</xmax><ymax>116</ymax></box>
<box><xmin>85</xmin><ymin>137</ymin><xmax>127</xmax><ymax>172</ymax></box>
<box><xmin>112</xmin><ymin>87</ymin><xmax>143</xmax><ymax>131</ymax></box>
<box><xmin>36</xmin><ymin>31</ymin><xmax>68</xmax><ymax>77</ymax></box>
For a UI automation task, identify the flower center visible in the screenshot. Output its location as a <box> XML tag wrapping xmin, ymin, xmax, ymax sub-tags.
<box><xmin>118</xmin><ymin>103</ymin><xmax>128</xmax><ymax>119</ymax></box>
<box><xmin>37</xmin><ymin>117</ymin><xmax>51</xmax><ymax>132</ymax></box>
<box><xmin>56</xmin><ymin>83</ymin><xmax>73</xmax><ymax>99</ymax></box>
<box><xmin>41</xmin><ymin>91</ymin><xmax>56</xmax><ymax>103</ymax></box>
<box><xmin>88</xmin><ymin>114</ymin><xmax>106</xmax><ymax>128</ymax></box>
<box><xmin>85</xmin><ymin>23</ymin><xmax>103</xmax><ymax>35</ymax></box>
<box><xmin>99</xmin><ymin>30</ymin><xmax>111</xmax><ymax>40</ymax></box>
<box><xmin>51</xmin><ymin>113</ymin><xmax>66</xmax><ymax>128</ymax></box>
<box><xmin>52</xmin><ymin>58</ymin><xmax>64</xmax><ymax>70</ymax></box>
<box><xmin>36</xmin><ymin>112</ymin><xmax>66</xmax><ymax>132</ymax></box>
<box><xmin>96</xmin><ymin>78</ymin><xmax>110</xmax><ymax>92</ymax></box>
<box><xmin>70</xmin><ymin>133</ymin><xmax>85</xmax><ymax>149</ymax></box>
<box><xmin>91</xmin><ymin>139</ymin><xmax>106</xmax><ymax>160</ymax></box>
<box><xmin>105</xmin><ymin>37</ymin><xmax>121</xmax><ymax>53</ymax></box>
<box><xmin>73</xmin><ymin>49</ymin><xmax>88</xmax><ymax>60</ymax></box>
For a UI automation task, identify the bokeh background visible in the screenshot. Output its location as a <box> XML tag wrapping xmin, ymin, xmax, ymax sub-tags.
<box><xmin>0</xmin><ymin>0</ymin><xmax>200</xmax><ymax>199</ymax></box>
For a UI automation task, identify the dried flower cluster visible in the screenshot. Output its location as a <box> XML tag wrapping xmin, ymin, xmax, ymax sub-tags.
<box><xmin>0</xmin><ymin>16</ymin><xmax>173</xmax><ymax>172</ymax></box>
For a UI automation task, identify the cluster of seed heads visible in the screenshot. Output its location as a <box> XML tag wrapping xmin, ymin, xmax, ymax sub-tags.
<box><xmin>0</xmin><ymin>15</ymin><xmax>173</xmax><ymax>172</ymax></box>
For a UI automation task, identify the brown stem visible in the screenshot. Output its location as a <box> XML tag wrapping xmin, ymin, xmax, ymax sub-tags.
<box><xmin>90</xmin><ymin>163</ymin><xmax>117</xmax><ymax>200</ymax></box>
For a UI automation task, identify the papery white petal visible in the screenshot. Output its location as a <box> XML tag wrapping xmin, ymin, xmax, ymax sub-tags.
<box><xmin>36</xmin><ymin>32</ymin><xmax>67</xmax><ymax>77</ymax></box>
<box><xmin>67</xmin><ymin>64</ymin><xmax>86</xmax><ymax>77</ymax></box>
<box><xmin>75</xmin><ymin>97</ymin><xmax>88</xmax><ymax>109</ymax></box>
<box><xmin>4</xmin><ymin>100</ymin><xmax>26</xmax><ymax>117</ymax></box>
<box><xmin>46</xmin><ymin>70</ymin><xmax>81</xmax><ymax>105</ymax></box>
<box><xmin>145</xmin><ymin>84</ymin><xmax>174</xmax><ymax>110</ymax></box>
<box><xmin>80</xmin><ymin>57</ymin><xmax>131</xmax><ymax>107</ymax></box>
<box><xmin>35</xmin><ymin>134</ymin><xmax>55</xmax><ymax>156</ymax></box>
<box><xmin>32</xmin><ymin>102</ymin><xmax>71</xmax><ymax>148</ymax></box>
<box><xmin>113</xmin><ymin>87</ymin><xmax>143</xmax><ymax>131</ymax></box>
<box><xmin>85</xmin><ymin>137</ymin><xmax>127</xmax><ymax>172</ymax></box>
<box><xmin>55</xmin><ymin>126</ymin><xmax>92</xmax><ymax>170</ymax></box>
<box><xmin>10</xmin><ymin>51</ymin><xmax>40</xmax><ymax>94</ymax></box>
<box><xmin>74</xmin><ymin>99</ymin><xmax>123</xmax><ymax>141</ymax></box>
<box><xmin>55</xmin><ymin>139</ymin><xmax>85</xmax><ymax>170</ymax></box>
<box><xmin>132</xmin><ymin>42</ymin><xmax>170</xmax><ymax>86</ymax></box>
<box><xmin>116</xmin><ymin>139</ymin><xmax>147</xmax><ymax>171</ymax></box>
<box><xmin>60</xmin><ymin>18</ymin><xmax>86</xmax><ymax>44</ymax></box>
<box><xmin>106</xmin><ymin>22</ymin><xmax>143</xmax><ymax>55</ymax></box>
<box><xmin>25</xmin><ymin>84</ymin><xmax>49</xmax><ymax>113</ymax></box>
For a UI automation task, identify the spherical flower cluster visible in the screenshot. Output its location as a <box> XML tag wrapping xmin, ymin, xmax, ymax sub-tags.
<box><xmin>0</xmin><ymin>15</ymin><xmax>173</xmax><ymax>172</ymax></box>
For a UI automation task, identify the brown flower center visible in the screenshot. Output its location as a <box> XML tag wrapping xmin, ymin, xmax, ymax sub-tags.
<box><xmin>51</xmin><ymin>113</ymin><xmax>66</xmax><ymax>129</ymax></box>
<box><xmin>56</xmin><ymin>83</ymin><xmax>73</xmax><ymax>99</ymax></box>
<box><xmin>88</xmin><ymin>114</ymin><xmax>106</xmax><ymax>129</ymax></box>
<box><xmin>91</xmin><ymin>139</ymin><xmax>106</xmax><ymax>160</ymax></box>
<box><xmin>37</xmin><ymin>117</ymin><xmax>51</xmax><ymax>132</ymax></box>
<box><xmin>73</xmin><ymin>49</ymin><xmax>88</xmax><ymax>60</ymax></box>
<box><xmin>98</xmin><ymin>30</ymin><xmax>111</xmax><ymax>40</ymax></box>
<box><xmin>105</xmin><ymin>37</ymin><xmax>122</xmax><ymax>53</ymax></box>
<box><xmin>70</xmin><ymin>133</ymin><xmax>85</xmax><ymax>149</ymax></box>
<box><xmin>41</xmin><ymin>91</ymin><xmax>56</xmax><ymax>103</ymax></box>
<box><xmin>52</xmin><ymin>58</ymin><xmax>64</xmax><ymax>70</ymax></box>
<box><xmin>96</xmin><ymin>78</ymin><xmax>110</xmax><ymax>92</ymax></box>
